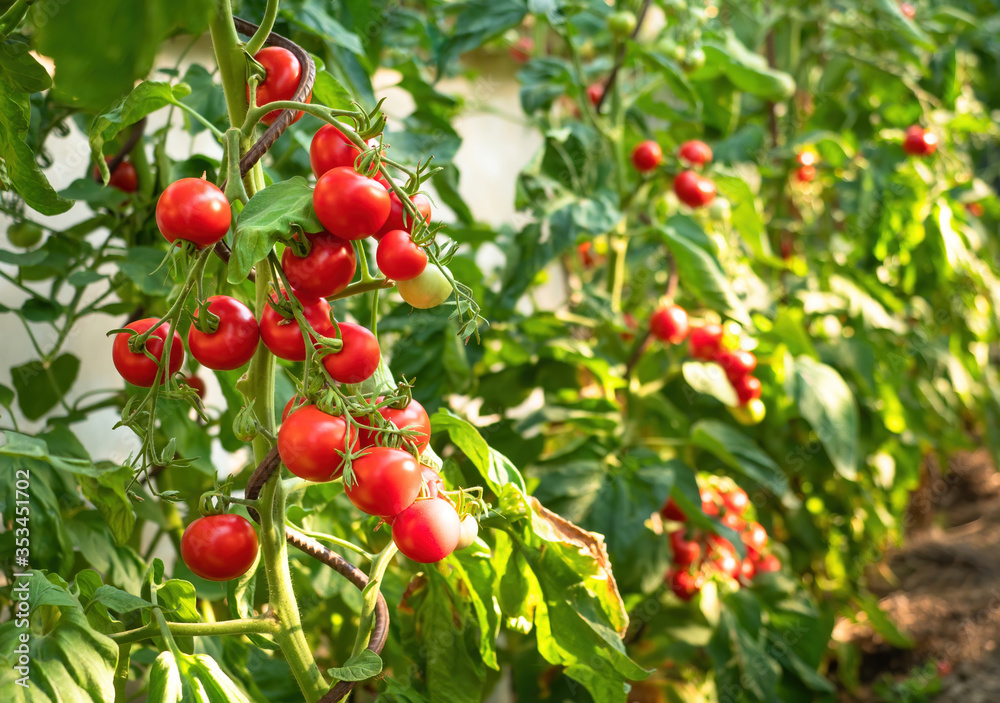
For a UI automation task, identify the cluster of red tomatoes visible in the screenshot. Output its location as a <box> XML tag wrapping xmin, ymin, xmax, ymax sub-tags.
<box><xmin>660</xmin><ymin>483</ymin><xmax>780</xmax><ymax>601</ymax></box>
<box><xmin>278</xmin><ymin>397</ymin><xmax>477</xmax><ymax>563</ymax></box>
<box><xmin>795</xmin><ymin>150</ymin><xmax>817</xmax><ymax>183</ymax></box>
<box><xmin>648</xmin><ymin>305</ymin><xmax>764</xmax><ymax>414</ymax></box>
<box><xmin>630</xmin><ymin>139</ymin><xmax>716</xmax><ymax>209</ymax></box>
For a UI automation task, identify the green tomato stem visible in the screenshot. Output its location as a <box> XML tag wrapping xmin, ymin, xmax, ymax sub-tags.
<box><xmin>245</xmin><ymin>0</ymin><xmax>280</xmax><ymax>56</ymax></box>
<box><xmin>350</xmin><ymin>541</ymin><xmax>397</xmax><ymax>657</ymax></box>
<box><xmin>109</xmin><ymin>615</ymin><xmax>280</xmax><ymax>646</ymax></box>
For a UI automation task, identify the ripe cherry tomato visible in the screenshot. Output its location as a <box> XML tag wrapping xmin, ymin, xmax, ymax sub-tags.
<box><xmin>281</xmin><ymin>231</ymin><xmax>357</xmax><ymax>299</ymax></box>
<box><xmin>721</xmin><ymin>510</ymin><xmax>746</xmax><ymax>532</ymax></box>
<box><xmin>899</xmin><ymin>2</ymin><xmax>916</xmax><ymax>20</ymax></box>
<box><xmin>586</xmin><ymin>83</ymin><xmax>603</xmax><ymax>107</ymax></box>
<box><xmin>321</xmin><ymin>322</ymin><xmax>380</xmax><ymax>384</ymax></box>
<box><xmin>259</xmin><ymin>292</ymin><xmax>335</xmax><ymax>361</ymax></box>
<box><xmin>967</xmin><ymin>202</ymin><xmax>985</xmax><ymax>218</ymax></box>
<box><xmin>456</xmin><ymin>514</ymin><xmax>479</xmax><ymax>550</ymax></box>
<box><xmin>903</xmin><ymin>125</ymin><xmax>938</xmax><ymax>156</ymax></box>
<box><xmin>740</xmin><ymin>557</ymin><xmax>756</xmax><ymax>582</ymax></box>
<box><xmin>359</xmin><ymin>397</ymin><xmax>431</xmax><ymax>453</ymax></box>
<box><xmin>397</xmin><ymin>265</ymin><xmax>452</xmax><ymax>309</ymax></box>
<box><xmin>392</xmin><ymin>497</ymin><xmax>461</xmax><ymax>563</ymax></box>
<box><xmin>715</xmin><ymin>349</ymin><xmax>756</xmax><ymax>382</ymax></box>
<box><xmin>753</xmin><ymin>553</ymin><xmax>780</xmax><ymax>574</ymax></box>
<box><xmin>188</xmin><ymin>295</ymin><xmax>260</xmax><ymax>370</ymax></box>
<box><xmin>631</xmin><ymin>140</ymin><xmax>663</xmax><ymax>172</ymax></box>
<box><xmin>713</xmin><ymin>549</ymin><xmax>741</xmax><ymax>580</ymax></box>
<box><xmin>678</xmin><ymin>140</ymin><xmax>713</xmax><ymax>166</ymax></box>
<box><xmin>742</xmin><ymin>521</ymin><xmax>768</xmax><ymax>552</ymax></box>
<box><xmin>700</xmin><ymin>487</ymin><xmax>721</xmax><ymax>516</ymax></box>
<box><xmin>374</xmin><ymin>192</ymin><xmax>432</xmax><ymax>240</ymax></box>
<box><xmin>180</xmin><ymin>514</ymin><xmax>258</xmax><ymax>581</ymax></box>
<box><xmin>688</xmin><ymin>324</ymin><xmax>724</xmax><ymax>360</ymax></box>
<box><xmin>310</xmin><ymin>123</ymin><xmax>363</xmax><ymax>178</ymax></box>
<box><xmin>282</xmin><ymin>395</ymin><xmax>309</xmax><ymax>422</ymax></box>
<box><xmin>509</xmin><ymin>36</ymin><xmax>534</xmax><ymax>64</ymax></box>
<box><xmin>668</xmin><ymin>569</ymin><xmax>702</xmax><ymax>601</ymax></box>
<box><xmin>277</xmin><ymin>405</ymin><xmax>356</xmax><ymax>481</ymax></box>
<box><xmin>346</xmin><ymin>446</ymin><xmax>422</xmax><ymax>517</ymax></box>
<box><xmin>796</xmin><ymin>150</ymin><xmax>817</xmax><ymax>167</ymax></box>
<box><xmin>721</xmin><ymin>486</ymin><xmax>749</xmax><ymax>515</ymax></box>
<box><xmin>649</xmin><ymin>305</ymin><xmax>689</xmax><ymax>344</ymax></box>
<box><xmin>112</xmin><ymin>318</ymin><xmax>184</xmax><ymax>387</ymax></box>
<box><xmin>376</xmin><ymin>230</ymin><xmax>428</xmax><ymax>281</ymax></box>
<box><xmin>156</xmin><ymin>178</ymin><xmax>231</xmax><ymax>248</ymax></box>
<box><xmin>250</xmin><ymin>46</ymin><xmax>306</xmax><ymax>126</ymax></box>
<box><xmin>669</xmin><ymin>530</ymin><xmax>701</xmax><ymax>567</ymax></box>
<box><xmin>93</xmin><ymin>157</ymin><xmax>138</xmax><ymax>193</ymax></box>
<box><xmin>796</xmin><ymin>165</ymin><xmax>817</xmax><ymax>183</ymax></box>
<box><xmin>183</xmin><ymin>374</ymin><xmax>206</xmax><ymax>399</ymax></box>
<box><xmin>660</xmin><ymin>497</ymin><xmax>687</xmax><ymax>522</ymax></box>
<box><xmin>313</xmin><ymin>167</ymin><xmax>390</xmax><ymax>240</ymax></box>
<box><xmin>674</xmin><ymin>170</ymin><xmax>715</xmax><ymax>208</ymax></box>
<box><xmin>732</xmin><ymin>375</ymin><xmax>762</xmax><ymax>405</ymax></box>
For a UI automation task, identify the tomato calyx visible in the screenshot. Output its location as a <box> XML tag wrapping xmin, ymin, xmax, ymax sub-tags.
<box><xmin>191</xmin><ymin>298</ymin><xmax>222</xmax><ymax>335</ymax></box>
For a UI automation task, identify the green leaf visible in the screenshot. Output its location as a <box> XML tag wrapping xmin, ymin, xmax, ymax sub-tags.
<box><xmin>118</xmin><ymin>246</ymin><xmax>173</xmax><ymax>296</ymax></box>
<box><xmin>697</xmin><ymin>30</ymin><xmax>796</xmax><ymax>100</ymax></box>
<box><xmin>11</xmin><ymin>354</ymin><xmax>80</xmax><ymax>421</ymax></box>
<box><xmin>431</xmin><ymin>410</ymin><xmax>527</xmax><ymax>494</ymax></box>
<box><xmin>658</xmin><ymin>223</ymin><xmax>749</xmax><ymax>325</ymax></box>
<box><xmin>89</xmin><ymin>585</ymin><xmax>153</xmax><ymax>615</ymax></box>
<box><xmin>311</xmin><ymin>71</ymin><xmax>354</xmax><ymax>113</ymax></box>
<box><xmin>21</xmin><ymin>297</ymin><xmax>61</xmax><ymax>323</ymax></box>
<box><xmin>713</xmin><ymin>174</ymin><xmax>775</xmax><ymax>260</ymax></box>
<box><xmin>682</xmin><ymin>360</ymin><xmax>739</xmax><ymax>406</ymax></box>
<box><xmin>690</xmin><ymin>420</ymin><xmax>788</xmax><ymax>496</ymax></box>
<box><xmin>0</xmin><ymin>383</ymin><xmax>13</xmax><ymax>407</ymax></box>
<box><xmin>0</xmin><ymin>76</ymin><xmax>72</xmax><ymax>215</ymax></box>
<box><xmin>178</xmin><ymin>64</ymin><xmax>228</xmax><ymax>136</ymax></box>
<box><xmin>0</xmin><ymin>573</ymin><xmax>118</xmax><ymax>702</ymax></box>
<box><xmin>325</xmin><ymin>650</ymin><xmax>383</xmax><ymax>681</ymax></box>
<box><xmin>147</xmin><ymin>650</ymin><xmax>252</xmax><ymax>703</ymax></box>
<box><xmin>518</xmin><ymin>58</ymin><xmax>574</xmax><ymax>114</ymax></box>
<box><xmin>229</xmin><ymin>177</ymin><xmax>322</xmax><ymax>284</ymax></box>
<box><xmin>156</xmin><ymin>579</ymin><xmax>200</xmax><ymax>624</ymax></box>
<box><xmin>79</xmin><ymin>466</ymin><xmax>136</xmax><ymax>545</ymax></box>
<box><xmin>788</xmin><ymin>356</ymin><xmax>859</xmax><ymax>479</ymax></box>
<box><xmin>68</xmin><ymin>270</ymin><xmax>106</xmax><ymax>288</ymax></box>
<box><xmin>853</xmin><ymin>595</ymin><xmax>914</xmax><ymax>648</ymax></box>
<box><xmin>436</xmin><ymin>0</ymin><xmax>527</xmax><ymax>75</ymax></box>
<box><xmin>32</xmin><ymin>0</ymin><xmax>214</xmax><ymax>111</ymax></box>
<box><xmin>0</xmin><ymin>38</ymin><xmax>52</xmax><ymax>93</ymax></box>
<box><xmin>90</xmin><ymin>81</ymin><xmax>192</xmax><ymax>180</ymax></box>
<box><xmin>284</xmin><ymin>1</ymin><xmax>364</xmax><ymax>57</ymax></box>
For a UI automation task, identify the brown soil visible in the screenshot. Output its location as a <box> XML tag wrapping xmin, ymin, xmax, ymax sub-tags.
<box><xmin>834</xmin><ymin>450</ymin><xmax>1000</xmax><ymax>702</ymax></box>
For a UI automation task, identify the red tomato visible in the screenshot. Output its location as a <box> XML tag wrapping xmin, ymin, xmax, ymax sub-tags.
<box><xmin>156</xmin><ymin>178</ymin><xmax>231</xmax><ymax>248</ymax></box>
<box><xmin>689</xmin><ymin>324</ymin><xmax>724</xmax><ymax>360</ymax></box>
<box><xmin>669</xmin><ymin>530</ymin><xmax>701</xmax><ymax>567</ymax></box>
<box><xmin>281</xmin><ymin>231</ymin><xmax>357</xmax><ymax>299</ymax></box>
<box><xmin>183</xmin><ymin>374</ymin><xmax>206</xmax><ymax>399</ymax></box>
<box><xmin>674</xmin><ymin>170</ymin><xmax>715</xmax><ymax>208</ymax></box>
<box><xmin>678</xmin><ymin>140</ymin><xmax>713</xmax><ymax>166</ymax></box>
<box><xmin>700</xmin><ymin>487</ymin><xmax>721</xmax><ymax>516</ymax></box>
<box><xmin>796</xmin><ymin>151</ymin><xmax>817</xmax><ymax>167</ymax></box>
<box><xmin>967</xmin><ymin>202</ymin><xmax>985</xmax><ymax>218</ymax></box>
<box><xmin>714</xmin><ymin>349</ymin><xmax>756</xmax><ymax>382</ymax></box>
<box><xmin>346</xmin><ymin>446</ymin><xmax>422</xmax><ymax>517</ymax></box>
<box><xmin>277</xmin><ymin>405</ymin><xmax>356</xmax><ymax>481</ymax></box>
<box><xmin>753</xmin><ymin>553</ymin><xmax>780</xmax><ymax>574</ymax></box>
<box><xmin>374</xmin><ymin>192</ymin><xmax>432</xmax><ymax>240</ymax></box>
<box><xmin>359</xmin><ymin>397</ymin><xmax>432</xmax><ymax>453</ymax></box>
<box><xmin>732</xmin><ymin>375</ymin><xmax>762</xmax><ymax>405</ymax></box>
<box><xmin>259</xmin><ymin>292</ymin><xmax>335</xmax><ymax>362</ymax></box>
<box><xmin>721</xmin><ymin>486</ymin><xmax>749</xmax><ymax>515</ymax></box>
<box><xmin>796</xmin><ymin>165</ymin><xmax>816</xmax><ymax>182</ymax></box>
<box><xmin>93</xmin><ymin>157</ymin><xmax>138</xmax><ymax>193</ymax></box>
<box><xmin>649</xmin><ymin>305</ymin><xmax>689</xmax><ymax>344</ymax></box>
<box><xmin>899</xmin><ymin>2</ymin><xmax>916</xmax><ymax>20</ymax></box>
<box><xmin>668</xmin><ymin>569</ymin><xmax>702</xmax><ymax>601</ymax></box>
<box><xmin>509</xmin><ymin>37</ymin><xmax>534</xmax><ymax>63</ymax></box>
<box><xmin>282</xmin><ymin>396</ymin><xmax>309</xmax><ymax>422</ymax></box>
<box><xmin>320</xmin><ymin>322</ymin><xmax>380</xmax><ymax>384</ymax></box>
<box><xmin>903</xmin><ymin>125</ymin><xmax>937</xmax><ymax>156</ymax></box>
<box><xmin>742</xmin><ymin>521</ymin><xmax>768</xmax><ymax>551</ymax></box>
<box><xmin>376</xmin><ymin>230</ymin><xmax>428</xmax><ymax>281</ymax></box>
<box><xmin>310</xmin><ymin>123</ymin><xmax>362</xmax><ymax>178</ymax></box>
<box><xmin>250</xmin><ymin>46</ymin><xmax>306</xmax><ymax>126</ymax></box>
<box><xmin>586</xmin><ymin>83</ymin><xmax>603</xmax><ymax>106</ymax></box>
<box><xmin>391</xmin><ymin>497</ymin><xmax>461</xmax><ymax>563</ymax></box>
<box><xmin>740</xmin><ymin>557</ymin><xmax>756</xmax><ymax>582</ymax></box>
<box><xmin>660</xmin><ymin>497</ymin><xmax>687</xmax><ymax>522</ymax></box>
<box><xmin>112</xmin><ymin>318</ymin><xmax>184</xmax><ymax>387</ymax></box>
<box><xmin>631</xmin><ymin>140</ymin><xmax>663</xmax><ymax>172</ymax></box>
<box><xmin>721</xmin><ymin>511</ymin><xmax>746</xmax><ymax>532</ymax></box>
<box><xmin>180</xmin><ymin>514</ymin><xmax>258</xmax><ymax>581</ymax></box>
<box><xmin>313</xmin><ymin>167</ymin><xmax>390</xmax><ymax>240</ymax></box>
<box><xmin>713</xmin><ymin>550</ymin><xmax>741</xmax><ymax>580</ymax></box>
<box><xmin>188</xmin><ymin>295</ymin><xmax>260</xmax><ymax>370</ymax></box>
